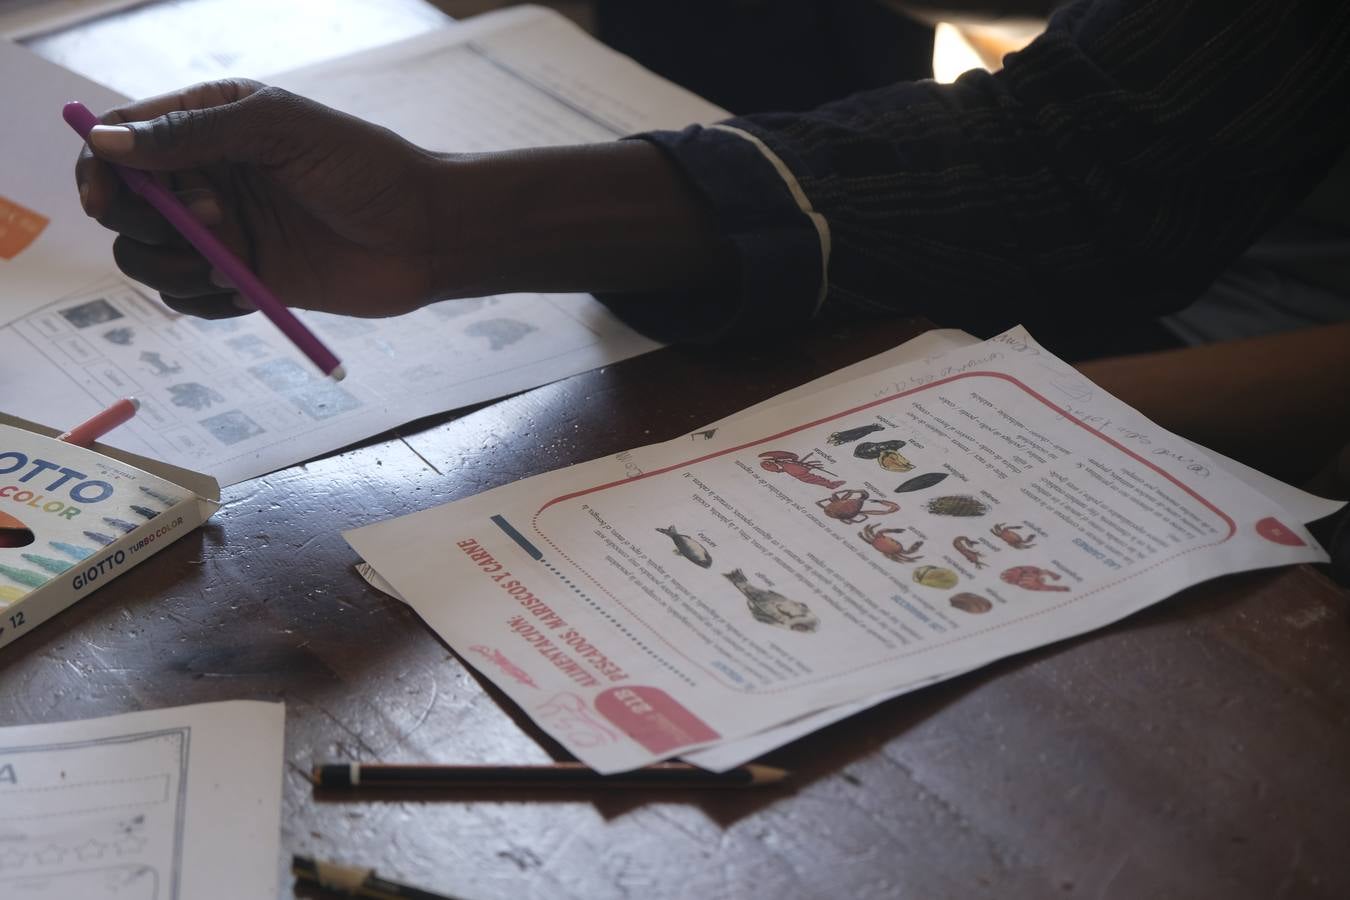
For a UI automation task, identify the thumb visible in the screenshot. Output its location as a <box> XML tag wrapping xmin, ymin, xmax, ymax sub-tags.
<box><xmin>87</xmin><ymin>85</ymin><xmax>311</xmax><ymax>171</ymax></box>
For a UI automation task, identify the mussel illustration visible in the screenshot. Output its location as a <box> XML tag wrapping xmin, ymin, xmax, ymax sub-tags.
<box><xmin>854</xmin><ymin>439</ymin><xmax>905</xmax><ymax>460</ymax></box>
<box><xmin>826</xmin><ymin>423</ymin><xmax>885</xmax><ymax>446</ymax></box>
<box><xmin>894</xmin><ymin>472</ymin><xmax>948</xmax><ymax>494</ymax></box>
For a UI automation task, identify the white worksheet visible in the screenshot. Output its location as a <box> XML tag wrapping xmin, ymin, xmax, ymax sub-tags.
<box><xmin>0</xmin><ymin>6</ymin><xmax>728</xmax><ymax>484</ymax></box>
<box><xmin>347</xmin><ymin>328</ymin><xmax>1336</xmax><ymax>772</ymax></box>
<box><xmin>355</xmin><ymin>325</ymin><xmax>1342</xmax><ymax>770</ymax></box>
<box><xmin>0</xmin><ymin>700</ymin><xmax>283</xmax><ymax>899</ymax></box>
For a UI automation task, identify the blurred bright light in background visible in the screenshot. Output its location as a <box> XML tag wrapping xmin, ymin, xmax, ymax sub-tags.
<box><xmin>933</xmin><ymin>22</ymin><xmax>987</xmax><ymax>83</ymax></box>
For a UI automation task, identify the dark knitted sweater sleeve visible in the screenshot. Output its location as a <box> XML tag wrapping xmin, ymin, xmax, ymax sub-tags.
<box><xmin>620</xmin><ymin>0</ymin><xmax>1350</xmax><ymax>338</ymax></box>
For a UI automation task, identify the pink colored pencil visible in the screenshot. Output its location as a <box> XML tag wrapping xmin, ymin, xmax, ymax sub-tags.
<box><xmin>63</xmin><ymin>101</ymin><xmax>345</xmax><ymax>381</ymax></box>
<box><xmin>58</xmin><ymin>397</ymin><xmax>140</xmax><ymax>447</ymax></box>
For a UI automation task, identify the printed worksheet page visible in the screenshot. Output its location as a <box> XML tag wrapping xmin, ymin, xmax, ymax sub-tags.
<box><xmin>0</xmin><ymin>7</ymin><xmax>726</xmax><ymax>484</ymax></box>
<box><xmin>347</xmin><ymin>328</ymin><xmax>1335</xmax><ymax>772</ymax></box>
<box><xmin>0</xmin><ymin>701</ymin><xmax>283</xmax><ymax>899</ymax></box>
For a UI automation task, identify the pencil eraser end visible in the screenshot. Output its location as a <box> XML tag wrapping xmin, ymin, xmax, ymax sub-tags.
<box><xmin>328</xmin><ymin>364</ymin><xmax>347</xmax><ymax>383</ymax></box>
<box><xmin>63</xmin><ymin>101</ymin><xmax>98</xmax><ymax>138</ymax></box>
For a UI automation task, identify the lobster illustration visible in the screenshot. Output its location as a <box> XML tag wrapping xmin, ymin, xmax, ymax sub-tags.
<box><xmin>817</xmin><ymin>489</ymin><xmax>900</xmax><ymax>524</ymax></box>
<box><xmin>1000</xmin><ymin>566</ymin><xmax>1071</xmax><ymax>592</ymax></box>
<box><xmin>991</xmin><ymin>523</ymin><xmax>1036</xmax><ymax>549</ymax></box>
<box><xmin>859</xmin><ymin>524</ymin><xmax>923</xmax><ymax>563</ymax></box>
<box><xmin>758</xmin><ymin>450</ymin><xmax>844</xmax><ymax>489</ymax></box>
<box><xmin>952</xmin><ymin>536</ymin><xmax>987</xmax><ymax>569</ymax></box>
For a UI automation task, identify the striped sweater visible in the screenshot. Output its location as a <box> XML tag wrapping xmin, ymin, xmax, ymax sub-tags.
<box><xmin>628</xmin><ymin>0</ymin><xmax>1350</xmax><ymax>339</ymax></box>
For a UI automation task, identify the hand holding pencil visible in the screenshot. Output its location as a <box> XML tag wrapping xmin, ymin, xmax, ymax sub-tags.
<box><xmin>72</xmin><ymin>80</ymin><xmax>454</xmax><ymax>328</ymax></box>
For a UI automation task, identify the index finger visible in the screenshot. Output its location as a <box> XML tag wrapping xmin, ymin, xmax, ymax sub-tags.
<box><xmin>75</xmin><ymin>79</ymin><xmax>268</xmax><ymax>218</ymax></box>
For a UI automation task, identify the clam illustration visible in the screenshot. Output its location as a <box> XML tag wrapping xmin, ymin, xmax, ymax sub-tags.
<box><xmin>949</xmin><ymin>593</ymin><xmax>992</xmax><ymax>614</ymax></box>
<box><xmin>912</xmin><ymin>566</ymin><xmax>959</xmax><ymax>589</ymax></box>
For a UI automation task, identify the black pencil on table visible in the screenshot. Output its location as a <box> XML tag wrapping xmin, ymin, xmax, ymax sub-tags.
<box><xmin>312</xmin><ymin>761</ymin><xmax>789</xmax><ymax>790</ymax></box>
<box><xmin>292</xmin><ymin>854</ymin><xmax>461</xmax><ymax>900</ymax></box>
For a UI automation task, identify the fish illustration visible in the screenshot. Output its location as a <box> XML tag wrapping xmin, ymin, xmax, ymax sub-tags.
<box><xmin>854</xmin><ymin>439</ymin><xmax>906</xmax><ymax>460</ymax></box>
<box><xmin>894</xmin><ymin>472</ymin><xmax>948</xmax><ymax>494</ymax></box>
<box><xmin>723</xmin><ymin>569</ymin><xmax>819</xmax><ymax>632</ymax></box>
<box><xmin>656</xmin><ymin>526</ymin><xmax>713</xmax><ymax>568</ymax></box>
<box><xmin>826</xmin><ymin>423</ymin><xmax>885</xmax><ymax>446</ymax></box>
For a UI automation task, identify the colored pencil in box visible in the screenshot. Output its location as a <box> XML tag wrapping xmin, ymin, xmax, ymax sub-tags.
<box><xmin>0</xmin><ymin>511</ymin><xmax>33</xmax><ymax>549</ymax></box>
<box><xmin>0</xmin><ymin>564</ymin><xmax>49</xmax><ymax>589</ymax></box>
<box><xmin>58</xmin><ymin>397</ymin><xmax>140</xmax><ymax>447</ymax></box>
<box><xmin>21</xmin><ymin>554</ymin><xmax>72</xmax><ymax>575</ymax></box>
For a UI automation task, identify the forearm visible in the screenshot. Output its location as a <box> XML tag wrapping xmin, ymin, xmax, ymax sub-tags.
<box><xmin>431</xmin><ymin>142</ymin><xmax>734</xmax><ymax>301</ymax></box>
<box><xmin>1076</xmin><ymin>322</ymin><xmax>1350</xmax><ymax>488</ymax></box>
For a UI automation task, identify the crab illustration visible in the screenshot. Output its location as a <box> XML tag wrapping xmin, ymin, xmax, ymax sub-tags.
<box><xmin>759</xmin><ymin>450</ymin><xmax>844</xmax><ymax>489</ymax></box>
<box><xmin>991</xmin><ymin>523</ymin><xmax>1036</xmax><ymax>549</ymax></box>
<box><xmin>816</xmin><ymin>489</ymin><xmax>900</xmax><ymax>524</ymax></box>
<box><xmin>859</xmin><ymin>524</ymin><xmax>923</xmax><ymax>563</ymax></box>
<box><xmin>952</xmin><ymin>536</ymin><xmax>987</xmax><ymax>569</ymax></box>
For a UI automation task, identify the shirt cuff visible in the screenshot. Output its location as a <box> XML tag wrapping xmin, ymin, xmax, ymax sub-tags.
<box><xmin>597</xmin><ymin>123</ymin><xmax>831</xmax><ymax>343</ymax></box>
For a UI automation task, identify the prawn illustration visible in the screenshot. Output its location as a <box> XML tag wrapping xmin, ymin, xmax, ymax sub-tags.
<box><xmin>952</xmin><ymin>536</ymin><xmax>987</xmax><ymax>569</ymax></box>
<box><xmin>758</xmin><ymin>450</ymin><xmax>844</xmax><ymax>489</ymax></box>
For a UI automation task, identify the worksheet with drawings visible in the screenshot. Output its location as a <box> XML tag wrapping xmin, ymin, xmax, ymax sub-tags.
<box><xmin>0</xmin><ymin>6</ymin><xmax>727</xmax><ymax>484</ymax></box>
<box><xmin>0</xmin><ymin>277</ymin><xmax>649</xmax><ymax>485</ymax></box>
<box><xmin>0</xmin><ymin>701</ymin><xmax>283</xmax><ymax>899</ymax></box>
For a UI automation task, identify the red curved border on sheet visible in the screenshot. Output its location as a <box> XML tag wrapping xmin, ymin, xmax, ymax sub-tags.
<box><xmin>529</xmin><ymin>372</ymin><xmax>1238</xmax><ymax>693</ymax></box>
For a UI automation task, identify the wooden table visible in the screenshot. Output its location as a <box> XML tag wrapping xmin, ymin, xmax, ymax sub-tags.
<box><xmin>7</xmin><ymin>3</ymin><xmax>1350</xmax><ymax>898</ymax></box>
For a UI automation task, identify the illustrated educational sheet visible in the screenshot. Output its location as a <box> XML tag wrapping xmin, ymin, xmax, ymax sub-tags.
<box><xmin>0</xmin><ymin>277</ymin><xmax>652</xmax><ymax>485</ymax></box>
<box><xmin>0</xmin><ymin>6</ymin><xmax>728</xmax><ymax>484</ymax></box>
<box><xmin>0</xmin><ymin>40</ymin><xmax>122</xmax><ymax>314</ymax></box>
<box><xmin>347</xmin><ymin>329</ymin><xmax>1334</xmax><ymax>772</ymax></box>
<box><xmin>0</xmin><ymin>700</ymin><xmax>283</xmax><ymax>899</ymax></box>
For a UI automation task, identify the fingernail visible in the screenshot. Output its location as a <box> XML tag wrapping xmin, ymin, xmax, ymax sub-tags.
<box><xmin>209</xmin><ymin>269</ymin><xmax>233</xmax><ymax>289</ymax></box>
<box><xmin>231</xmin><ymin>294</ymin><xmax>255</xmax><ymax>311</ymax></box>
<box><xmin>78</xmin><ymin>182</ymin><xmax>91</xmax><ymax>215</ymax></box>
<box><xmin>182</xmin><ymin>193</ymin><xmax>222</xmax><ymax>225</ymax></box>
<box><xmin>89</xmin><ymin>124</ymin><xmax>135</xmax><ymax>155</ymax></box>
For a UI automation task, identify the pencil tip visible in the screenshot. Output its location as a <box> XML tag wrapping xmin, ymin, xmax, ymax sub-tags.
<box><xmin>328</xmin><ymin>364</ymin><xmax>347</xmax><ymax>382</ymax></box>
<box><xmin>746</xmin><ymin>764</ymin><xmax>790</xmax><ymax>784</ymax></box>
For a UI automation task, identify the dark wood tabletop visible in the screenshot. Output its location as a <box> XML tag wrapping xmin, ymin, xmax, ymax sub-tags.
<box><xmin>6</xmin><ymin>3</ymin><xmax>1350</xmax><ymax>899</ymax></box>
